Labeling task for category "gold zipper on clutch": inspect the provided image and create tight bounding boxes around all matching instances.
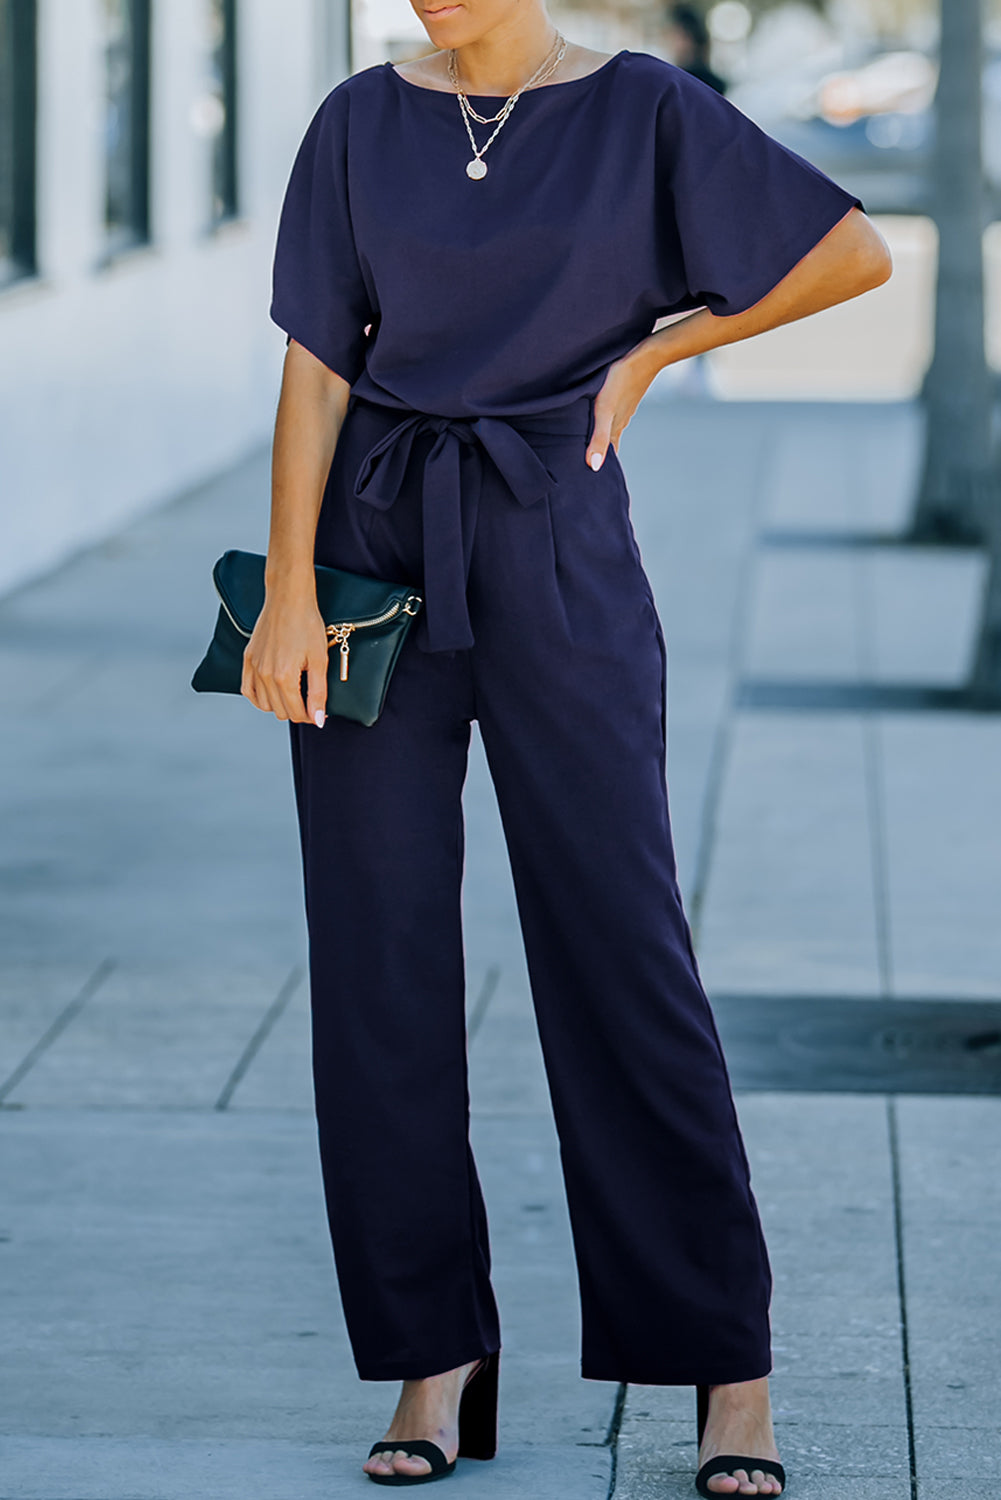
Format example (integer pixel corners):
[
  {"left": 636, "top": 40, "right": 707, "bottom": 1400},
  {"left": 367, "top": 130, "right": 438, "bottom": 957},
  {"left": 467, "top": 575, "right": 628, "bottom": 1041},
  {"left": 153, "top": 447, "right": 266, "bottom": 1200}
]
[
  {"left": 217, "top": 591, "right": 422, "bottom": 683},
  {"left": 326, "top": 596, "right": 422, "bottom": 680}
]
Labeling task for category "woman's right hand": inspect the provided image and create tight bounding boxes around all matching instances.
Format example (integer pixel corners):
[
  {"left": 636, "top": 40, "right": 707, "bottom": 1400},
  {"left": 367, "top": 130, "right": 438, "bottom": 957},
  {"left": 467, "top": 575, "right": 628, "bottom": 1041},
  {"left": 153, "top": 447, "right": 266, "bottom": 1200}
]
[{"left": 241, "top": 590, "right": 330, "bottom": 727}]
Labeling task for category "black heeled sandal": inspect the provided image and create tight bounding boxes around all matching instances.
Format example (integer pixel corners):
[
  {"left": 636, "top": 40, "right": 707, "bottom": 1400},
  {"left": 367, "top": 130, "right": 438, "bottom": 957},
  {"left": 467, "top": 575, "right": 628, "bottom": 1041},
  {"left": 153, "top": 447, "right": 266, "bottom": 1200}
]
[
  {"left": 365, "top": 1349, "right": 500, "bottom": 1486},
  {"left": 694, "top": 1382, "right": 787, "bottom": 1497}
]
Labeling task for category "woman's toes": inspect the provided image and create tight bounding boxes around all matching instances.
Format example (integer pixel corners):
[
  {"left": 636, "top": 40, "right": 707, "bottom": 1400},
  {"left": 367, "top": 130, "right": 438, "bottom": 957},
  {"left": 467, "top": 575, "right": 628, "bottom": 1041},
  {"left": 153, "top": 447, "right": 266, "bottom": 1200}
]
[
  {"left": 715, "top": 1469, "right": 755, "bottom": 1495},
  {"left": 732, "top": 1472, "right": 781, "bottom": 1496},
  {"left": 363, "top": 1447, "right": 432, "bottom": 1478},
  {"left": 392, "top": 1450, "right": 433, "bottom": 1476},
  {"left": 705, "top": 1463, "right": 783, "bottom": 1495}
]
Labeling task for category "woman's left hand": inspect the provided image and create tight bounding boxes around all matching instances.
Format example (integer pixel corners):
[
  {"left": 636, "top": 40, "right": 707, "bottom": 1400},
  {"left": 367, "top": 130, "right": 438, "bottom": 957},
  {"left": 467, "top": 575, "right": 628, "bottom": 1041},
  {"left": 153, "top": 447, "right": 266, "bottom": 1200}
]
[{"left": 586, "top": 350, "right": 657, "bottom": 471}]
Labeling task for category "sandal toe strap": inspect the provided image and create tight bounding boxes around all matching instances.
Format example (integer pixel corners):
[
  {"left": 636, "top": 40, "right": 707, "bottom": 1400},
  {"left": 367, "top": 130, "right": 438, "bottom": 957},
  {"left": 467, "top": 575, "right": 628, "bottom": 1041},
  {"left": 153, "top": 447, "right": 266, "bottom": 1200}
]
[
  {"left": 367, "top": 1439, "right": 453, "bottom": 1473},
  {"left": 696, "top": 1453, "right": 786, "bottom": 1494}
]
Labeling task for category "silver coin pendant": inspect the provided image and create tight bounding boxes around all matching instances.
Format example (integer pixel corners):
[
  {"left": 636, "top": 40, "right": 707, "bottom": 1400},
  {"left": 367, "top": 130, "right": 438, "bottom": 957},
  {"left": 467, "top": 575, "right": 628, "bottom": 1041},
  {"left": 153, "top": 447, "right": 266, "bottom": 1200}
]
[{"left": 466, "top": 157, "right": 487, "bottom": 180}]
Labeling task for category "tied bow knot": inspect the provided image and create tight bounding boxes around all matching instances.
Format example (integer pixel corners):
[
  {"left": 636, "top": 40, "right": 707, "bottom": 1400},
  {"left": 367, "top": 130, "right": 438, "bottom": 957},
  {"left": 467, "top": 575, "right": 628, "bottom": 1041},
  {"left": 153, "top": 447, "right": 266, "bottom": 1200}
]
[{"left": 352, "top": 407, "right": 562, "bottom": 654}]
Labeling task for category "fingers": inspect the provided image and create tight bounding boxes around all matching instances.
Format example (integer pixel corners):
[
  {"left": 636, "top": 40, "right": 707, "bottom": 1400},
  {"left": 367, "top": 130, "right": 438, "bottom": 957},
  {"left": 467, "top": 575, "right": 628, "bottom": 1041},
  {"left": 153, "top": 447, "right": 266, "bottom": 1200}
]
[
  {"left": 240, "top": 661, "right": 272, "bottom": 715},
  {"left": 242, "top": 669, "right": 283, "bottom": 719},
  {"left": 273, "top": 667, "right": 312, "bottom": 724},
  {"left": 241, "top": 662, "right": 314, "bottom": 724},
  {"left": 586, "top": 407, "right": 613, "bottom": 471},
  {"left": 586, "top": 404, "right": 623, "bottom": 471},
  {"left": 240, "top": 606, "right": 330, "bottom": 725},
  {"left": 305, "top": 654, "right": 328, "bottom": 729}
]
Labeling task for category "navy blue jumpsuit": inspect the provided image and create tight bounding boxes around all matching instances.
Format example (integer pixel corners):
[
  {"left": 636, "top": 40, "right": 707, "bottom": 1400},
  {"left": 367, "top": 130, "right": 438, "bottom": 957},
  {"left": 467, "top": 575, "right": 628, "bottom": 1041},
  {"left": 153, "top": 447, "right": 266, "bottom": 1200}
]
[{"left": 269, "top": 50, "right": 864, "bottom": 1385}]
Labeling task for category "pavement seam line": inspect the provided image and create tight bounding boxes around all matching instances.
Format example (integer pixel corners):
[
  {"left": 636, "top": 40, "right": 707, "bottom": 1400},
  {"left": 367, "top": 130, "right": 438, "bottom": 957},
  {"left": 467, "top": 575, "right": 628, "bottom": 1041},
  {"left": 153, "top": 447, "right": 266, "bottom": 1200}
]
[
  {"left": 886, "top": 1095, "right": 919, "bottom": 1500},
  {"left": 214, "top": 964, "right": 305, "bottom": 1112},
  {"left": 0, "top": 957, "right": 116, "bottom": 1105},
  {"left": 603, "top": 1381, "right": 628, "bottom": 1498}
]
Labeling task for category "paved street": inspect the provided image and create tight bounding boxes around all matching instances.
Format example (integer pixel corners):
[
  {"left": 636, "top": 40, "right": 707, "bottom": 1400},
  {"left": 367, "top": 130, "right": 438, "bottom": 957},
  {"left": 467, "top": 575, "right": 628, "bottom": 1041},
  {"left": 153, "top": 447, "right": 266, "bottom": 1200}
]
[{"left": 1, "top": 391, "right": 999, "bottom": 1498}]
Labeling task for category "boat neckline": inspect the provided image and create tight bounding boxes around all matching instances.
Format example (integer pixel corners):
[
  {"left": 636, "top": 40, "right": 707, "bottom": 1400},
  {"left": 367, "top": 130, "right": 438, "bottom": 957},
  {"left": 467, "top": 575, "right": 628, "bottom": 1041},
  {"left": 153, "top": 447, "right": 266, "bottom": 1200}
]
[{"left": 385, "top": 49, "right": 628, "bottom": 99}]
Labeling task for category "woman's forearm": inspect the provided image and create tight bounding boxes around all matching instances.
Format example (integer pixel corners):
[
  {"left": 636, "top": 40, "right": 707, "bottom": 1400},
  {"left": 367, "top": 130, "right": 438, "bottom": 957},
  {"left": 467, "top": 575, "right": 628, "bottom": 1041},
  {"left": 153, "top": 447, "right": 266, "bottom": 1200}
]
[
  {"left": 584, "top": 207, "right": 892, "bottom": 465},
  {"left": 629, "top": 205, "right": 892, "bottom": 379},
  {"left": 265, "top": 340, "right": 353, "bottom": 599},
  {"left": 243, "top": 341, "right": 353, "bottom": 725}
]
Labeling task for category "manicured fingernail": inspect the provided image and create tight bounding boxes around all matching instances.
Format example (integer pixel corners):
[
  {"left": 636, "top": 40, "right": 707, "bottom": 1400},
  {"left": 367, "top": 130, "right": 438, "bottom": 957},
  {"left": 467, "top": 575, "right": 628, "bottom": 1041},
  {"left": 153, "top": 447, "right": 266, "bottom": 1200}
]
[
  {"left": 589, "top": 451, "right": 604, "bottom": 471},
  {"left": 314, "top": 710, "right": 325, "bottom": 728}
]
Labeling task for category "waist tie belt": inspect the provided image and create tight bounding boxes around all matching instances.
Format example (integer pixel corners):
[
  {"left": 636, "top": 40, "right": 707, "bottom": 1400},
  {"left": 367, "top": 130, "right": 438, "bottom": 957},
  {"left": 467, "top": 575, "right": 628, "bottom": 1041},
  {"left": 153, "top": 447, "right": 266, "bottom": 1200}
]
[{"left": 350, "top": 393, "right": 593, "bottom": 654}]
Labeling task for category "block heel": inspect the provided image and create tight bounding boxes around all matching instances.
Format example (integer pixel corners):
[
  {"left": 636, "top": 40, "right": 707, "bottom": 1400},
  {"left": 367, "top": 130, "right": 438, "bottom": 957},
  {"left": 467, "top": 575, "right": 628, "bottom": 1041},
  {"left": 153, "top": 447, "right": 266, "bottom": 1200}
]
[{"left": 458, "top": 1348, "right": 499, "bottom": 1460}]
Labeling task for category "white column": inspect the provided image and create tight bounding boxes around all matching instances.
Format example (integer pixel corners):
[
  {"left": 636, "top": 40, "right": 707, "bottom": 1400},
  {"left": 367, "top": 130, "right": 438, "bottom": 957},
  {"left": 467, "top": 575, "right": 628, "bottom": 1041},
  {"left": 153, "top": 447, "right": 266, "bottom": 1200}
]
[{"left": 36, "top": 0, "right": 105, "bottom": 285}]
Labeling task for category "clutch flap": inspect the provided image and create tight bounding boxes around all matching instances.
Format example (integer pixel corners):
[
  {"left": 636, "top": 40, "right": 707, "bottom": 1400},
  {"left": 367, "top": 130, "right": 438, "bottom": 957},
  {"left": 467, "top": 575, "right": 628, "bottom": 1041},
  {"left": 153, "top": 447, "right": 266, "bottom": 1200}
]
[
  {"left": 313, "top": 566, "right": 418, "bottom": 628},
  {"left": 212, "top": 549, "right": 265, "bottom": 637},
  {"left": 212, "top": 548, "right": 422, "bottom": 636}
]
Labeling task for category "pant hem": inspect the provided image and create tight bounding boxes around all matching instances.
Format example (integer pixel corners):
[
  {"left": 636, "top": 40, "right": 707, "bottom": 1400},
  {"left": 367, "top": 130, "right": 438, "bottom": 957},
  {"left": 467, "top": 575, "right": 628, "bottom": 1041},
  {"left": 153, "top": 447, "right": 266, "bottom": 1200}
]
[
  {"left": 580, "top": 1361, "right": 773, "bottom": 1386},
  {"left": 356, "top": 1341, "right": 502, "bottom": 1382}
]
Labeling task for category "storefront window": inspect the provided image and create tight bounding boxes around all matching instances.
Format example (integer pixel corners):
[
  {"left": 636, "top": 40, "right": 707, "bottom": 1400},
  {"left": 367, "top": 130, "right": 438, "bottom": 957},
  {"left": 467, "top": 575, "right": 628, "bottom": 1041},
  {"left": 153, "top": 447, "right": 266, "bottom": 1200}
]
[
  {"left": 103, "top": 0, "right": 150, "bottom": 257},
  {"left": 0, "top": 0, "right": 37, "bottom": 289}
]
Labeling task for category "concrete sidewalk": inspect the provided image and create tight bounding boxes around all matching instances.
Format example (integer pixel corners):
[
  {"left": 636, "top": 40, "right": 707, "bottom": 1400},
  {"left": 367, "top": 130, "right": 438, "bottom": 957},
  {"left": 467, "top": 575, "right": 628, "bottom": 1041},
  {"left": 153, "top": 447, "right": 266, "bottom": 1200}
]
[{"left": 1, "top": 392, "right": 998, "bottom": 1499}]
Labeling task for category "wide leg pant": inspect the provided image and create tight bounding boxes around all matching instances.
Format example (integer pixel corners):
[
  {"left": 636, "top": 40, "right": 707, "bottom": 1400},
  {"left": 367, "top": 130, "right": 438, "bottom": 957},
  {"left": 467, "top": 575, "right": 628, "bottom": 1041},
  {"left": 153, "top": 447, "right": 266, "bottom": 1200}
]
[{"left": 289, "top": 392, "right": 774, "bottom": 1384}]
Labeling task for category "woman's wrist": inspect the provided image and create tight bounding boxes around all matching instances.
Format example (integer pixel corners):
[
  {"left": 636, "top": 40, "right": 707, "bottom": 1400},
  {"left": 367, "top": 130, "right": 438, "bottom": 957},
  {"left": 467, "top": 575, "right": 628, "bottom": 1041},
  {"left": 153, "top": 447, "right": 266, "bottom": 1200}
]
[
  {"left": 623, "top": 338, "right": 668, "bottom": 384},
  {"left": 263, "top": 554, "right": 318, "bottom": 602},
  {"left": 629, "top": 311, "right": 717, "bottom": 377}
]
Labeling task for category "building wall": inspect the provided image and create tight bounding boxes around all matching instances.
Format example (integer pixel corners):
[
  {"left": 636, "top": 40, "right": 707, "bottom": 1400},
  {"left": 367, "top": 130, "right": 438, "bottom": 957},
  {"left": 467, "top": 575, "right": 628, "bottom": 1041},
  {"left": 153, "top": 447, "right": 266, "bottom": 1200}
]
[{"left": 0, "top": 0, "right": 351, "bottom": 597}]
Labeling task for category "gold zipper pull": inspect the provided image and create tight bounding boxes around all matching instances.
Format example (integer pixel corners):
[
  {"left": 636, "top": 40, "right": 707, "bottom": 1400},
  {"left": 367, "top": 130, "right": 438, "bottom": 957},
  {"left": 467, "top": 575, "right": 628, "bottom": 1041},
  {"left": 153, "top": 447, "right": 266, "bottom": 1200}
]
[{"left": 327, "top": 622, "right": 356, "bottom": 680}]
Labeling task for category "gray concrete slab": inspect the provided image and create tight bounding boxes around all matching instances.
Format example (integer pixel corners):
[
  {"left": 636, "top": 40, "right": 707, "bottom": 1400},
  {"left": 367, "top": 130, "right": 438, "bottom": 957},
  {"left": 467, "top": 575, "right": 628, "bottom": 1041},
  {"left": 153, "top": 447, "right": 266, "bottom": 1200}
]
[
  {"left": 865, "top": 549, "right": 987, "bottom": 684},
  {"left": 614, "top": 1094, "right": 913, "bottom": 1495},
  {"left": 880, "top": 718, "right": 1001, "bottom": 998},
  {"left": 223, "top": 972, "right": 314, "bottom": 1112},
  {"left": 0, "top": 1438, "right": 611, "bottom": 1500},
  {"left": 0, "top": 1107, "right": 610, "bottom": 1456},
  {"left": 760, "top": 401, "right": 920, "bottom": 534},
  {"left": 611, "top": 1091, "right": 913, "bottom": 1496},
  {"left": 0, "top": 1110, "right": 349, "bottom": 1441},
  {"left": 914, "top": 1426, "right": 1001, "bottom": 1482},
  {"left": 620, "top": 1403, "right": 910, "bottom": 1481},
  {"left": 746, "top": 548, "right": 984, "bottom": 685},
  {"left": 468, "top": 990, "right": 553, "bottom": 1116},
  {"left": 0, "top": 962, "right": 108, "bottom": 1096},
  {"left": 5, "top": 963, "right": 299, "bottom": 1109},
  {"left": 697, "top": 715, "right": 883, "bottom": 995},
  {"left": 0, "top": 450, "right": 306, "bottom": 970},
  {"left": 895, "top": 1097, "right": 1001, "bottom": 1454},
  {"left": 618, "top": 399, "right": 767, "bottom": 885},
  {"left": 747, "top": 551, "right": 862, "bottom": 680},
  {"left": 735, "top": 1096, "right": 906, "bottom": 1423}
]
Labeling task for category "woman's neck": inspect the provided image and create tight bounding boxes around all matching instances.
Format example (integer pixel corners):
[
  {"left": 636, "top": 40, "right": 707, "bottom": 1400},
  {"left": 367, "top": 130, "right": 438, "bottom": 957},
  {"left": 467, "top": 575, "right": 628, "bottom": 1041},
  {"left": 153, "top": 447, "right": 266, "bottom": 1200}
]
[{"left": 422, "top": 22, "right": 564, "bottom": 96}]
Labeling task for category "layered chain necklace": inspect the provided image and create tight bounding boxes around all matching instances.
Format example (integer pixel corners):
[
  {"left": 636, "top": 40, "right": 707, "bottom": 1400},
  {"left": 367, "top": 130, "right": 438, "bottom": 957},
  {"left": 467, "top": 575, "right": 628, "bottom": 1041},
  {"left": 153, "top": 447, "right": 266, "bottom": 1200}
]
[{"left": 447, "top": 32, "right": 568, "bottom": 180}]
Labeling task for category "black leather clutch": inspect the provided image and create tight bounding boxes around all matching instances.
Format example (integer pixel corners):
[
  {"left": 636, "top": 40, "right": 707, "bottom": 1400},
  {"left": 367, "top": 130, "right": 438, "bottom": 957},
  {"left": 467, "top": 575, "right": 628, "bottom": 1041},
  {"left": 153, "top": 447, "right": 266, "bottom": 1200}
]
[{"left": 191, "top": 549, "right": 424, "bottom": 727}]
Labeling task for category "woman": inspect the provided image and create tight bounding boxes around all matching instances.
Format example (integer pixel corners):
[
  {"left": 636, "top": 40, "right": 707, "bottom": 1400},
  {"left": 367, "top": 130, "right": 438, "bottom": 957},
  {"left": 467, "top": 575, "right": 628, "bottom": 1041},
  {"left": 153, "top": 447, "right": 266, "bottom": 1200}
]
[{"left": 244, "top": 5, "right": 891, "bottom": 1494}]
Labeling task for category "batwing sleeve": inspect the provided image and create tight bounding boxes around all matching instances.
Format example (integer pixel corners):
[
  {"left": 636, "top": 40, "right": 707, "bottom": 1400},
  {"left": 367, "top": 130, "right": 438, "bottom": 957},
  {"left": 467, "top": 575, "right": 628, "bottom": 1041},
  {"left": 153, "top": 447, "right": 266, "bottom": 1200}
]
[
  {"left": 269, "top": 86, "right": 374, "bottom": 385},
  {"left": 655, "top": 68, "right": 866, "bottom": 319}
]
